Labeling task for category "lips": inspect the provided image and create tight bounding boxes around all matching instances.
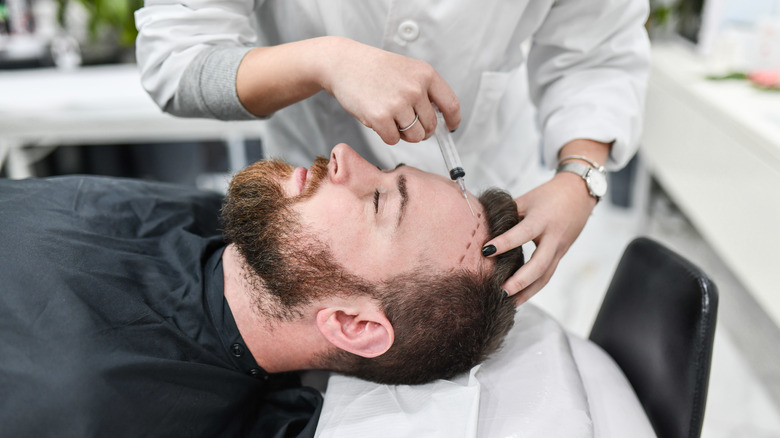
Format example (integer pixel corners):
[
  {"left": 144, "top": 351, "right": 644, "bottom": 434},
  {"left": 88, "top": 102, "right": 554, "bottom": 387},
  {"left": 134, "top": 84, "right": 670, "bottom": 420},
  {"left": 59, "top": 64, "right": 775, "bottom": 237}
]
[{"left": 294, "top": 167, "right": 308, "bottom": 194}]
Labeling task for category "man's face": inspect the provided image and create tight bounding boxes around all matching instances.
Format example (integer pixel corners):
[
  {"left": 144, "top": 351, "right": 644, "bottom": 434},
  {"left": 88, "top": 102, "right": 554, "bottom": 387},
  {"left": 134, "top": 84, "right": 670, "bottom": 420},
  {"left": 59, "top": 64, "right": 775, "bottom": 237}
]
[
  {"left": 278, "top": 143, "right": 490, "bottom": 282},
  {"left": 224, "top": 146, "right": 520, "bottom": 383}
]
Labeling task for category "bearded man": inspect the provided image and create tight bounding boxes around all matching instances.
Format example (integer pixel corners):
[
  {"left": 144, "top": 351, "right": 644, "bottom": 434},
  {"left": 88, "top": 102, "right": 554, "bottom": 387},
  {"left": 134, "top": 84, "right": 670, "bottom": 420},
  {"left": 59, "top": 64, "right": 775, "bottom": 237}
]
[{"left": 0, "top": 143, "right": 523, "bottom": 437}]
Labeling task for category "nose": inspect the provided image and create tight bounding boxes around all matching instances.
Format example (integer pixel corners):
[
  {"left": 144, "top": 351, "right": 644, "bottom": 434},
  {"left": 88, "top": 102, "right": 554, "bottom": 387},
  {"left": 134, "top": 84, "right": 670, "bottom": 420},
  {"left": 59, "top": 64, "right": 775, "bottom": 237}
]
[{"left": 328, "top": 143, "right": 380, "bottom": 186}]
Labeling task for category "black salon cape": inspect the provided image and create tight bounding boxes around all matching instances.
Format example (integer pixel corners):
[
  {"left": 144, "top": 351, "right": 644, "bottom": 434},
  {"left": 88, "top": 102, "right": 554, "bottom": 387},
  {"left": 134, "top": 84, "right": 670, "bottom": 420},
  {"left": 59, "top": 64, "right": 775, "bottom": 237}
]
[{"left": 0, "top": 176, "right": 321, "bottom": 438}]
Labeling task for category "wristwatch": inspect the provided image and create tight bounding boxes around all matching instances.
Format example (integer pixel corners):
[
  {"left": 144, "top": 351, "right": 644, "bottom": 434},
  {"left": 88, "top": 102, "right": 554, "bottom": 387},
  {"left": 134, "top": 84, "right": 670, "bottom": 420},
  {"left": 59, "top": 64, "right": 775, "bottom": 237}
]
[{"left": 556, "top": 161, "right": 608, "bottom": 201}]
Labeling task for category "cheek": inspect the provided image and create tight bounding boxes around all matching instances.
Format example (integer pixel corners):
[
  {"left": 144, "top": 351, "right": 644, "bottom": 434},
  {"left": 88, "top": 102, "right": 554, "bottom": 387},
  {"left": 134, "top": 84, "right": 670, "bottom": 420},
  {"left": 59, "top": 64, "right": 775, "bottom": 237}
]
[
  {"left": 324, "top": 231, "right": 392, "bottom": 282},
  {"left": 295, "top": 199, "right": 386, "bottom": 276}
]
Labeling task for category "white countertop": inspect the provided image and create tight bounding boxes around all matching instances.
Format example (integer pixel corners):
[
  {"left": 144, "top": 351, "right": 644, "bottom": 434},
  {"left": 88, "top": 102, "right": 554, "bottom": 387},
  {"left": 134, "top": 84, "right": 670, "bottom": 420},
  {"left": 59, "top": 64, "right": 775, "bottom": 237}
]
[
  {"left": 0, "top": 64, "right": 264, "bottom": 146},
  {"left": 641, "top": 43, "right": 780, "bottom": 326}
]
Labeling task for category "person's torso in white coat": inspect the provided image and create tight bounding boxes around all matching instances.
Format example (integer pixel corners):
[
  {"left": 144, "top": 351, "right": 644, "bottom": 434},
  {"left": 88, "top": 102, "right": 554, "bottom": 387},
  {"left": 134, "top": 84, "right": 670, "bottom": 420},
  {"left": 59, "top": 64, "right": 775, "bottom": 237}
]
[
  {"left": 136, "top": 0, "right": 650, "bottom": 197},
  {"left": 255, "top": 0, "right": 548, "bottom": 196}
]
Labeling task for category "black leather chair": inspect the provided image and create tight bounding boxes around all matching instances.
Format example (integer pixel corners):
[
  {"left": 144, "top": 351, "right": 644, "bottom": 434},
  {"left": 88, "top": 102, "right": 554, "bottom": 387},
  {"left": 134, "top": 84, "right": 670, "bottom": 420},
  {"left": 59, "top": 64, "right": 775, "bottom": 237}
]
[{"left": 590, "top": 237, "right": 718, "bottom": 438}]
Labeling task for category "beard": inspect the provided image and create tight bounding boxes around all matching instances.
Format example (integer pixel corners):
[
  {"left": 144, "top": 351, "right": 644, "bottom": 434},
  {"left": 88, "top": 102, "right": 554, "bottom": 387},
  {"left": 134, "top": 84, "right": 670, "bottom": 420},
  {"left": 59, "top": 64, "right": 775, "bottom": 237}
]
[{"left": 221, "top": 157, "right": 369, "bottom": 321}]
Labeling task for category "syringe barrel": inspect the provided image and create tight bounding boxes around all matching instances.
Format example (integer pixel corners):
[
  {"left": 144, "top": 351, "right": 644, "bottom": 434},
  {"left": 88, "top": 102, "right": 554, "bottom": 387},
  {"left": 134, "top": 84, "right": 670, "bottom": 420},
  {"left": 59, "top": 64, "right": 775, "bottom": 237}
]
[{"left": 434, "top": 110, "right": 465, "bottom": 181}]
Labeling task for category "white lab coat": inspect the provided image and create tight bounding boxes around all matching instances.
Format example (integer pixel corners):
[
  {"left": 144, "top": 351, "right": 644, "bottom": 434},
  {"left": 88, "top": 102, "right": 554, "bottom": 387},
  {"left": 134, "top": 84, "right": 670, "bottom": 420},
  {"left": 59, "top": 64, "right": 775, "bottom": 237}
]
[{"left": 136, "top": 0, "right": 650, "bottom": 196}]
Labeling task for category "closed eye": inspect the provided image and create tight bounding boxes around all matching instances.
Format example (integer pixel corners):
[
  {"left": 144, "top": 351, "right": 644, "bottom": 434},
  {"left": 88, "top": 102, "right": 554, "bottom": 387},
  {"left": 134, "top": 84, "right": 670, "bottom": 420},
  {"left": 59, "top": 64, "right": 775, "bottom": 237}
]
[{"left": 373, "top": 189, "right": 380, "bottom": 213}]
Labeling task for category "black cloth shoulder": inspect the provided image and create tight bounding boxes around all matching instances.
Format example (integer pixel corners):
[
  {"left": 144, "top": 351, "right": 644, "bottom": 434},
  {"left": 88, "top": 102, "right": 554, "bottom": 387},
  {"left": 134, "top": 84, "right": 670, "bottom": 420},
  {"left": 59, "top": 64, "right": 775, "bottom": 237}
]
[{"left": 0, "top": 176, "right": 321, "bottom": 438}]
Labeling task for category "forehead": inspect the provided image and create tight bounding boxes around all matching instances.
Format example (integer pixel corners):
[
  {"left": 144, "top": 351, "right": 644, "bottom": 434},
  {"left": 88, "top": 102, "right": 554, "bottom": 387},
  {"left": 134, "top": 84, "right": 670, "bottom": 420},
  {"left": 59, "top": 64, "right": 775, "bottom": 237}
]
[{"left": 400, "top": 167, "right": 490, "bottom": 273}]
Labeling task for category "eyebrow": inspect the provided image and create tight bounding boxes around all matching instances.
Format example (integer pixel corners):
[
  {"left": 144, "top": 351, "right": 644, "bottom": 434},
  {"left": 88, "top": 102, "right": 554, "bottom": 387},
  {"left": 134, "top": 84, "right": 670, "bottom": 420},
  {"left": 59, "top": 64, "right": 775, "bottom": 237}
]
[
  {"left": 393, "top": 164, "right": 408, "bottom": 229},
  {"left": 396, "top": 174, "right": 408, "bottom": 229}
]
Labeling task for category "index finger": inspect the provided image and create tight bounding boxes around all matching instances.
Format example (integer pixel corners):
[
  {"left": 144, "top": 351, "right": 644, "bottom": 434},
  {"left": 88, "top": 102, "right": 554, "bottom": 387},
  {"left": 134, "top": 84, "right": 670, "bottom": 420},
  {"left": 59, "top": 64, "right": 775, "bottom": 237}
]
[
  {"left": 428, "top": 74, "right": 461, "bottom": 132},
  {"left": 482, "top": 216, "right": 542, "bottom": 258}
]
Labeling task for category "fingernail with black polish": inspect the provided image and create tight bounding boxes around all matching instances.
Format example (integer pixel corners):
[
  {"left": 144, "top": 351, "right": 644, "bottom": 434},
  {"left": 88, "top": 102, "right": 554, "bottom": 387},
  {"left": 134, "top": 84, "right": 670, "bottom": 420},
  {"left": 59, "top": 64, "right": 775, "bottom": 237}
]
[
  {"left": 450, "top": 128, "right": 457, "bottom": 133},
  {"left": 481, "top": 245, "right": 496, "bottom": 257},
  {"left": 501, "top": 290, "right": 509, "bottom": 299}
]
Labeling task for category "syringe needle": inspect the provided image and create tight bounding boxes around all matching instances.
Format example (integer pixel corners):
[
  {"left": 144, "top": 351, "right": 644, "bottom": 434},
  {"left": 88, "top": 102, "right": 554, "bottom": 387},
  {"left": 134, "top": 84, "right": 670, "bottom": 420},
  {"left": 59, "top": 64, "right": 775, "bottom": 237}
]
[
  {"left": 465, "top": 194, "right": 476, "bottom": 218},
  {"left": 456, "top": 178, "right": 476, "bottom": 218}
]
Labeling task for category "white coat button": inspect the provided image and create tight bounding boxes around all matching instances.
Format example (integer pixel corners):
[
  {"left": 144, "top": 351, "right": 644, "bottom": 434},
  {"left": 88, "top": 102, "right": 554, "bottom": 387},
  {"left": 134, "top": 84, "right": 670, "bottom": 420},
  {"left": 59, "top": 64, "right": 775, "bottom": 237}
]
[{"left": 398, "top": 20, "right": 420, "bottom": 42}]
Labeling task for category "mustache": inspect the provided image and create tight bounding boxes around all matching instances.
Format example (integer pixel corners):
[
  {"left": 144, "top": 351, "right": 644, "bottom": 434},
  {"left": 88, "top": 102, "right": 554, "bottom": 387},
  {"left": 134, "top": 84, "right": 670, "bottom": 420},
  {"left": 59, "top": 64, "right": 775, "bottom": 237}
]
[{"left": 297, "top": 156, "right": 330, "bottom": 199}]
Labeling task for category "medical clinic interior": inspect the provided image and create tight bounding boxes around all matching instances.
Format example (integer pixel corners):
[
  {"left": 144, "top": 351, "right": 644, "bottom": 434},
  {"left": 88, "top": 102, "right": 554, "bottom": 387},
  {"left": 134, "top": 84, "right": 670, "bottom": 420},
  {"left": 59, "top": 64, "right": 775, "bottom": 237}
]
[{"left": 1, "top": 0, "right": 779, "bottom": 437}]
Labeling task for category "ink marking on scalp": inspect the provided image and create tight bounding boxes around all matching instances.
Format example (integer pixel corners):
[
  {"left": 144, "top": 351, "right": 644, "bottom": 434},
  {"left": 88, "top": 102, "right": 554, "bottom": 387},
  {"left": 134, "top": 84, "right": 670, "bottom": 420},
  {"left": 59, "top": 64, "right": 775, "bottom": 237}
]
[
  {"left": 466, "top": 242, "right": 472, "bottom": 250},
  {"left": 471, "top": 229, "right": 476, "bottom": 237},
  {"left": 458, "top": 254, "right": 465, "bottom": 264}
]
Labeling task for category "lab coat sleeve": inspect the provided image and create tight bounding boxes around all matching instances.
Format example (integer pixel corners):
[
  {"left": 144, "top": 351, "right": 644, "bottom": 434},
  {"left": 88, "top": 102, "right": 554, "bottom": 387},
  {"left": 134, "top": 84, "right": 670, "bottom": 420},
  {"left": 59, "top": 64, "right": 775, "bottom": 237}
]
[
  {"left": 527, "top": 0, "right": 650, "bottom": 170},
  {"left": 134, "top": 0, "right": 261, "bottom": 120}
]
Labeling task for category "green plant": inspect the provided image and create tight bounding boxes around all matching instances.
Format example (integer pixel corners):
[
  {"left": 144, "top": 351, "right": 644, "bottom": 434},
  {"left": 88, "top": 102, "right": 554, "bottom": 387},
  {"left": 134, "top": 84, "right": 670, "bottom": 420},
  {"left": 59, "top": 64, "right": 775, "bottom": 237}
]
[
  {"left": 646, "top": 1, "right": 679, "bottom": 31},
  {"left": 57, "top": 0, "right": 143, "bottom": 47}
]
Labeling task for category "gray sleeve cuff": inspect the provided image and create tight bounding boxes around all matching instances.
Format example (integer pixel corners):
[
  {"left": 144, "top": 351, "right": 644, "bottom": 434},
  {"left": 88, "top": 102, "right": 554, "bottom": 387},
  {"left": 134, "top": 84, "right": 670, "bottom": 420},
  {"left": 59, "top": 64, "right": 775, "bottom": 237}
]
[{"left": 167, "top": 46, "right": 262, "bottom": 121}]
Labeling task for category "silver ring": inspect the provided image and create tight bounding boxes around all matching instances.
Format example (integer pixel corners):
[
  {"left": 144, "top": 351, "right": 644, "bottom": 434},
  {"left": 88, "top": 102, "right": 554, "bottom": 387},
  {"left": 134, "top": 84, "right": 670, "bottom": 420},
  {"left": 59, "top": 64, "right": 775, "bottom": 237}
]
[{"left": 397, "top": 114, "right": 419, "bottom": 132}]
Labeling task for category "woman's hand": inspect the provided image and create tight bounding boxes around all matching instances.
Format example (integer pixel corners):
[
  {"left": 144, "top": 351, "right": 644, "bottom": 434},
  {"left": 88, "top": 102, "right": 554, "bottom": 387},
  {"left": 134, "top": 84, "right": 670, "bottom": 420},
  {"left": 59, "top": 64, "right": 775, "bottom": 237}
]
[
  {"left": 317, "top": 37, "right": 461, "bottom": 145},
  {"left": 483, "top": 172, "right": 597, "bottom": 304},
  {"left": 237, "top": 37, "right": 460, "bottom": 144},
  {"left": 481, "top": 139, "right": 610, "bottom": 305}
]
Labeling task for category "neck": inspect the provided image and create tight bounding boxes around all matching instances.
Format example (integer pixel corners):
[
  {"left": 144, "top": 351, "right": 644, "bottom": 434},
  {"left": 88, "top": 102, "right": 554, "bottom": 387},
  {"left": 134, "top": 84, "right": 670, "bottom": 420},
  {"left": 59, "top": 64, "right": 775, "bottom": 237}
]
[{"left": 222, "top": 244, "right": 326, "bottom": 373}]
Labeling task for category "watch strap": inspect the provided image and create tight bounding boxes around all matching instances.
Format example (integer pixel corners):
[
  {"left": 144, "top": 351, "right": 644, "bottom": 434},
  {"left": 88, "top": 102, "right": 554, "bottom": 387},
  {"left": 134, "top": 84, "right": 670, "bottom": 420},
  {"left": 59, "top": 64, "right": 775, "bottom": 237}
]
[
  {"left": 557, "top": 161, "right": 590, "bottom": 178},
  {"left": 556, "top": 161, "right": 606, "bottom": 201}
]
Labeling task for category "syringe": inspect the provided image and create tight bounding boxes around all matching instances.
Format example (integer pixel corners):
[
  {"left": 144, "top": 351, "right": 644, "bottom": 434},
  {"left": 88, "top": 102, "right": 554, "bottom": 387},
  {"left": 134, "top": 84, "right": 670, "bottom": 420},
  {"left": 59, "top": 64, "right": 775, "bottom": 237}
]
[{"left": 433, "top": 109, "right": 476, "bottom": 218}]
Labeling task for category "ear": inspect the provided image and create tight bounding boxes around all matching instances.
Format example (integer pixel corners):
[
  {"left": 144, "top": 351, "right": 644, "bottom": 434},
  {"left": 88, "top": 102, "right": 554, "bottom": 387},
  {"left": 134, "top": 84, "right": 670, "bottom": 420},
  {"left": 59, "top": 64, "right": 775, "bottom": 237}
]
[{"left": 316, "top": 300, "right": 394, "bottom": 358}]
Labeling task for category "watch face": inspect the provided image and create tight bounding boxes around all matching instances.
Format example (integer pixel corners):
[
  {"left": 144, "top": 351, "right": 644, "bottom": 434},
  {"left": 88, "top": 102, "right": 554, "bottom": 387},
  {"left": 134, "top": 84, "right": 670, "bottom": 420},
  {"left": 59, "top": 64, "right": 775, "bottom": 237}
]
[{"left": 586, "top": 170, "right": 608, "bottom": 198}]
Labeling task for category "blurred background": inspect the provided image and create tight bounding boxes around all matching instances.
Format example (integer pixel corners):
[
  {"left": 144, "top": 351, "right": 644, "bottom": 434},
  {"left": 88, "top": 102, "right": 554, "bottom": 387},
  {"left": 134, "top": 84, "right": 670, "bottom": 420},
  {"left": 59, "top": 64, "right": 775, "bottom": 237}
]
[
  {"left": 0, "top": 0, "right": 264, "bottom": 189},
  {"left": 1, "top": 0, "right": 779, "bottom": 436}
]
